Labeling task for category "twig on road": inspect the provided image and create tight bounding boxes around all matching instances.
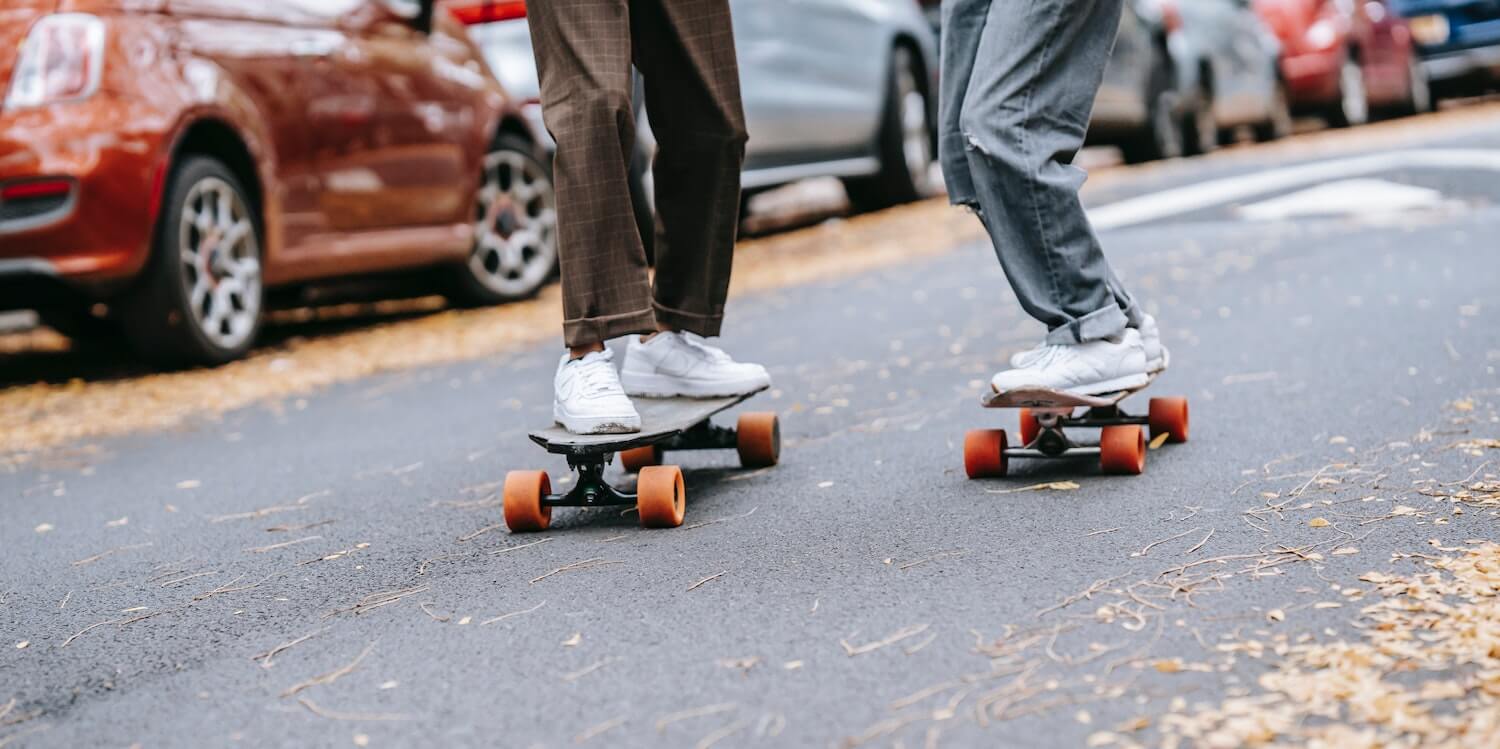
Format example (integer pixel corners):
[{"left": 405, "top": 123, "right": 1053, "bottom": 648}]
[
  {"left": 656, "top": 703, "right": 737, "bottom": 734},
  {"left": 456, "top": 524, "right": 502, "bottom": 543},
  {"left": 245, "top": 536, "right": 321, "bottom": 554},
  {"left": 682, "top": 507, "right": 759, "bottom": 531},
  {"left": 281, "top": 642, "right": 376, "bottom": 697},
  {"left": 562, "top": 657, "right": 618, "bottom": 682},
  {"left": 252, "top": 628, "right": 325, "bottom": 669},
  {"left": 71, "top": 542, "right": 153, "bottom": 567},
  {"left": 418, "top": 602, "right": 451, "bottom": 622},
  {"left": 531, "top": 558, "right": 622, "bottom": 584},
  {"left": 325, "top": 585, "right": 429, "bottom": 618},
  {"left": 575, "top": 717, "right": 626, "bottom": 743},
  {"left": 686, "top": 572, "right": 727, "bottom": 591},
  {"left": 1130, "top": 527, "right": 1202, "bottom": 558},
  {"left": 481, "top": 600, "right": 546, "bottom": 626},
  {"left": 840, "top": 623, "right": 930, "bottom": 656},
  {"left": 695, "top": 719, "right": 750, "bottom": 749},
  {"left": 1185, "top": 528, "right": 1216, "bottom": 555},
  {"left": 488, "top": 538, "right": 552, "bottom": 556}
]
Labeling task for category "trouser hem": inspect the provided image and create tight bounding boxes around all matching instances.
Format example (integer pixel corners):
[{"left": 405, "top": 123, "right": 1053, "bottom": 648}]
[
  {"left": 652, "top": 300, "right": 723, "bottom": 338},
  {"left": 563, "top": 308, "right": 657, "bottom": 348},
  {"left": 1045, "top": 304, "right": 1129, "bottom": 345}
]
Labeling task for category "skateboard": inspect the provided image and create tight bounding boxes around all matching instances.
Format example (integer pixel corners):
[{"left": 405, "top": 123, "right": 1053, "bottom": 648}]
[
  {"left": 503, "top": 387, "right": 779, "bottom": 532},
  {"left": 963, "top": 373, "right": 1188, "bottom": 478}
]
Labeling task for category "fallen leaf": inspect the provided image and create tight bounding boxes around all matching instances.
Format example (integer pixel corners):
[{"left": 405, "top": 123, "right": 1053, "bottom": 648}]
[
  {"left": 1153, "top": 658, "right": 1183, "bottom": 673},
  {"left": 1329, "top": 436, "right": 1348, "bottom": 444},
  {"left": 176, "top": 479, "right": 201, "bottom": 489},
  {"left": 1309, "top": 518, "right": 1330, "bottom": 528},
  {"left": 1267, "top": 609, "right": 1285, "bottom": 623},
  {"left": 105, "top": 516, "right": 128, "bottom": 527},
  {"left": 16, "top": 641, "right": 29, "bottom": 649},
  {"left": 817, "top": 481, "right": 834, "bottom": 489},
  {"left": 34, "top": 523, "right": 53, "bottom": 533},
  {"left": 784, "top": 660, "right": 804, "bottom": 670},
  {"left": 1332, "top": 547, "right": 1359, "bottom": 556},
  {"left": 457, "top": 616, "right": 471, "bottom": 625},
  {"left": 562, "top": 632, "right": 581, "bottom": 648},
  {"left": 1392, "top": 505, "right": 1419, "bottom": 516}
]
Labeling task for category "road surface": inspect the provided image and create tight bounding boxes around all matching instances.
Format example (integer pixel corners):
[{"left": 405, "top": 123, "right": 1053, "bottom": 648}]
[{"left": 4, "top": 112, "right": 1500, "bottom": 748}]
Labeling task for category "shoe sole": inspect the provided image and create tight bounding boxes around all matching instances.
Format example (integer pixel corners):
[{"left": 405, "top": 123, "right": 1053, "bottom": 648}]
[
  {"left": 1067, "top": 372, "right": 1151, "bottom": 396},
  {"left": 621, "top": 371, "right": 771, "bottom": 399},
  {"left": 554, "top": 406, "right": 641, "bottom": 435}
]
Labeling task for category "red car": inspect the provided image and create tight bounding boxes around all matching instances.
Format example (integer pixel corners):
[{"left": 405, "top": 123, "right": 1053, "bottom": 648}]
[
  {"left": 1, "top": 0, "right": 556, "bottom": 366},
  {"left": 1253, "top": 0, "right": 1431, "bottom": 126}
]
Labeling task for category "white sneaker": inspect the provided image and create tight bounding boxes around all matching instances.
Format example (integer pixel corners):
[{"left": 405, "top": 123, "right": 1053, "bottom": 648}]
[
  {"left": 553, "top": 349, "right": 641, "bottom": 435},
  {"left": 1137, "top": 314, "right": 1169, "bottom": 373},
  {"left": 992, "top": 329, "right": 1150, "bottom": 396},
  {"left": 620, "top": 331, "right": 771, "bottom": 398},
  {"left": 1010, "top": 314, "right": 1169, "bottom": 373}
]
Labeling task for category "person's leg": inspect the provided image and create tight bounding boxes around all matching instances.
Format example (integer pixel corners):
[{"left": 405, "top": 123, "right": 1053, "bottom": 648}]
[
  {"left": 956, "top": 0, "right": 1142, "bottom": 345},
  {"left": 937, "top": 0, "right": 989, "bottom": 209},
  {"left": 526, "top": 0, "right": 656, "bottom": 353},
  {"left": 629, "top": 0, "right": 748, "bottom": 337},
  {"left": 528, "top": 0, "right": 644, "bottom": 433}
]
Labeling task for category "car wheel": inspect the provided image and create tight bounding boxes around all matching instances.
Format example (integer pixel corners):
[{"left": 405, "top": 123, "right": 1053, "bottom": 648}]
[
  {"left": 1181, "top": 83, "right": 1218, "bottom": 156},
  {"left": 1120, "top": 61, "right": 1182, "bottom": 164},
  {"left": 447, "top": 133, "right": 558, "bottom": 306},
  {"left": 1253, "top": 79, "right": 1294, "bottom": 142},
  {"left": 1404, "top": 53, "right": 1433, "bottom": 115},
  {"left": 843, "top": 46, "right": 934, "bottom": 212},
  {"left": 119, "top": 155, "right": 263, "bottom": 367},
  {"left": 1327, "top": 54, "right": 1369, "bottom": 127}
]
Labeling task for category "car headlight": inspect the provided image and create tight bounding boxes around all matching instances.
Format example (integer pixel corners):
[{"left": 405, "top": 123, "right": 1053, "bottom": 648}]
[
  {"left": 4, "top": 14, "right": 107, "bottom": 112},
  {"left": 1408, "top": 14, "right": 1450, "bottom": 47}
]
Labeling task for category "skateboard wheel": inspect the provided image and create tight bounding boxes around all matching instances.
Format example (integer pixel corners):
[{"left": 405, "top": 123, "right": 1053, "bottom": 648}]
[
  {"left": 636, "top": 465, "right": 686, "bottom": 528},
  {"left": 503, "top": 470, "right": 552, "bottom": 532},
  {"left": 1100, "top": 425, "right": 1145, "bottom": 475},
  {"left": 963, "top": 429, "right": 1007, "bottom": 479},
  {"left": 1148, "top": 397, "right": 1189, "bottom": 444},
  {"left": 736, "top": 412, "right": 781, "bottom": 468},
  {"left": 1017, "top": 408, "right": 1041, "bottom": 447},
  {"left": 620, "top": 445, "right": 662, "bottom": 473}
]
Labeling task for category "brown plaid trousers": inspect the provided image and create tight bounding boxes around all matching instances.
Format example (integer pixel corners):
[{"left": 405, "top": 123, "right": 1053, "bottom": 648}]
[{"left": 527, "top": 0, "right": 749, "bottom": 347}]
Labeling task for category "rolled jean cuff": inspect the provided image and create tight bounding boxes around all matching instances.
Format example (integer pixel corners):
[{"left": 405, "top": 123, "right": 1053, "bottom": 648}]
[
  {"left": 1045, "top": 304, "right": 1130, "bottom": 345},
  {"left": 563, "top": 307, "right": 657, "bottom": 348},
  {"left": 652, "top": 299, "right": 723, "bottom": 338}
]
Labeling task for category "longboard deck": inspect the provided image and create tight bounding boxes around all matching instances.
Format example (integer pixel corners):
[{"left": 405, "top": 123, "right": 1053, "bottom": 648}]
[
  {"left": 981, "top": 372, "right": 1158, "bottom": 410},
  {"left": 529, "top": 387, "right": 767, "bottom": 456}
]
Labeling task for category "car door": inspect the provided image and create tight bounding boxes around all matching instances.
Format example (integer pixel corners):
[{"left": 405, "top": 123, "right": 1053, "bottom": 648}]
[
  {"left": 1095, "top": 3, "right": 1154, "bottom": 128},
  {"left": 165, "top": 0, "right": 327, "bottom": 256},
  {"left": 303, "top": 0, "right": 472, "bottom": 233},
  {"left": 730, "top": 0, "right": 884, "bottom": 165}
]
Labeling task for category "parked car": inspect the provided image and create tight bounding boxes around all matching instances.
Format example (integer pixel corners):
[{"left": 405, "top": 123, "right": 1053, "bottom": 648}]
[
  {"left": 454, "top": 0, "right": 941, "bottom": 214},
  {"left": 1089, "top": 0, "right": 1290, "bottom": 162},
  {"left": 1254, "top": 0, "right": 1429, "bottom": 126},
  {"left": 1391, "top": 0, "right": 1500, "bottom": 95},
  {"left": 0, "top": 0, "right": 555, "bottom": 366}
]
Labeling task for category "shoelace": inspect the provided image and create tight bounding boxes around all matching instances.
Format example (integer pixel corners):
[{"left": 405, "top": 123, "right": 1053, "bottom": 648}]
[{"left": 572, "top": 352, "right": 622, "bottom": 397}]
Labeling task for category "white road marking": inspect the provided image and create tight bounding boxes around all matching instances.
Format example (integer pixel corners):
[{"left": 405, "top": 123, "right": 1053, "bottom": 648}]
[
  {"left": 1089, "top": 149, "right": 1500, "bottom": 230},
  {"left": 1235, "top": 178, "right": 1453, "bottom": 221}
]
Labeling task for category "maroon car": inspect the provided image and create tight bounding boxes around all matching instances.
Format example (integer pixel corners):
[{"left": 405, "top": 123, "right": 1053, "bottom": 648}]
[{"left": 1, "top": 0, "right": 557, "bottom": 366}]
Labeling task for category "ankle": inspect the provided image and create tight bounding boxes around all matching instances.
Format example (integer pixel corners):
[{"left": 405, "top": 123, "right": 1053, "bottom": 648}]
[
  {"left": 640, "top": 325, "right": 680, "bottom": 344},
  {"left": 569, "top": 342, "right": 606, "bottom": 360}
]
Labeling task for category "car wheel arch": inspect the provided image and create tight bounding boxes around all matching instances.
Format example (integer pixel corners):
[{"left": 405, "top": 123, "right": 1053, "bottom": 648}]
[
  {"left": 160, "top": 117, "right": 269, "bottom": 262},
  {"left": 889, "top": 33, "right": 936, "bottom": 151}
]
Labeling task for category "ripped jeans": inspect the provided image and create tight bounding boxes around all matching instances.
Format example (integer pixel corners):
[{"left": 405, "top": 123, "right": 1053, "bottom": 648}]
[{"left": 939, "top": 0, "right": 1143, "bottom": 345}]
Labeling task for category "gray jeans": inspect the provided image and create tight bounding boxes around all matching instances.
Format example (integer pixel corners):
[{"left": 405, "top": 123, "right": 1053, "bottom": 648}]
[{"left": 940, "top": 0, "right": 1143, "bottom": 344}]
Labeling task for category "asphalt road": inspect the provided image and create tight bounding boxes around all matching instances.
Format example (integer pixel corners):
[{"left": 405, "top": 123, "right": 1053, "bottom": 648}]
[{"left": 4, "top": 115, "right": 1500, "bottom": 748}]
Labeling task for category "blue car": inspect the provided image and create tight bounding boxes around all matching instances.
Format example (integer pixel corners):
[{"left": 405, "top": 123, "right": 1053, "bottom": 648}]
[{"left": 1393, "top": 0, "right": 1500, "bottom": 92}]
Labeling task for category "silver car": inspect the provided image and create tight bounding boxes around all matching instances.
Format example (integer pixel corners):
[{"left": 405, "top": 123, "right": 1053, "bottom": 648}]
[{"left": 459, "top": 0, "right": 940, "bottom": 215}]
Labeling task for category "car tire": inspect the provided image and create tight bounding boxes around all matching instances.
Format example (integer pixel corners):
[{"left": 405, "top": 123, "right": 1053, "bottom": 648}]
[
  {"left": 446, "top": 133, "right": 559, "bottom": 307},
  {"left": 1402, "top": 53, "right": 1434, "bottom": 116},
  {"left": 843, "top": 46, "right": 934, "bottom": 212},
  {"left": 1181, "top": 82, "right": 1218, "bottom": 156},
  {"left": 1253, "top": 79, "right": 1294, "bottom": 142},
  {"left": 1326, "top": 53, "right": 1370, "bottom": 128},
  {"left": 1119, "top": 59, "right": 1182, "bottom": 164},
  {"left": 119, "top": 155, "right": 263, "bottom": 367}
]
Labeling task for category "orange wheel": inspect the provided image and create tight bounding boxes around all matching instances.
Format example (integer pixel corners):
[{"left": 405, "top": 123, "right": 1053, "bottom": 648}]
[
  {"left": 620, "top": 445, "right": 662, "bottom": 472},
  {"left": 736, "top": 412, "right": 781, "bottom": 468},
  {"left": 963, "top": 429, "right": 1008, "bottom": 479},
  {"left": 1148, "top": 397, "right": 1189, "bottom": 443},
  {"left": 637, "top": 465, "right": 686, "bottom": 528},
  {"left": 1100, "top": 425, "right": 1146, "bottom": 475},
  {"left": 1017, "top": 408, "right": 1041, "bottom": 447},
  {"left": 502, "top": 470, "right": 552, "bottom": 532}
]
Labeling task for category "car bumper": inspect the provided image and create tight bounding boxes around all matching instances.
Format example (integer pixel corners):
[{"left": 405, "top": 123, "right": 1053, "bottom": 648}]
[
  {"left": 0, "top": 96, "right": 169, "bottom": 297},
  {"left": 1280, "top": 51, "right": 1343, "bottom": 105},
  {"left": 1418, "top": 44, "right": 1500, "bottom": 81}
]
